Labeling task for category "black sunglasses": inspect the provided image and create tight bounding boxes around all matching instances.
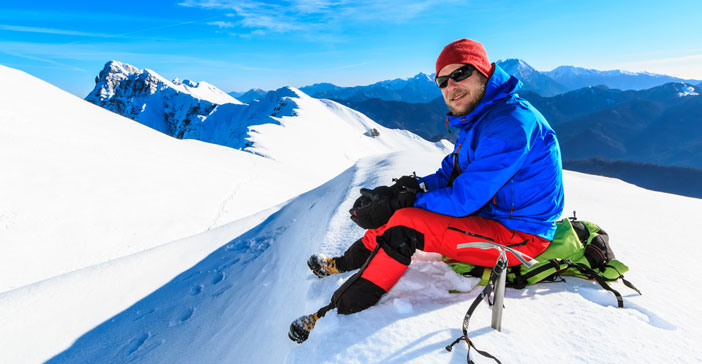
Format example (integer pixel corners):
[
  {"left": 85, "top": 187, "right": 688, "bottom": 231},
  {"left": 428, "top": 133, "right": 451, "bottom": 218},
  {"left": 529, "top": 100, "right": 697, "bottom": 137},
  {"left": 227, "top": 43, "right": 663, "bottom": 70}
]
[{"left": 435, "top": 64, "right": 475, "bottom": 88}]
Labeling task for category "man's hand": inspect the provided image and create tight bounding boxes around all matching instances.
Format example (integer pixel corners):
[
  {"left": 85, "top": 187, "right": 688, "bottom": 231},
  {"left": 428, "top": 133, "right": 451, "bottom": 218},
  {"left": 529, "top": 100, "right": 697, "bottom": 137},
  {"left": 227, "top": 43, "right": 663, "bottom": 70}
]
[
  {"left": 391, "top": 175, "right": 421, "bottom": 194},
  {"left": 348, "top": 176, "right": 420, "bottom": 229}
]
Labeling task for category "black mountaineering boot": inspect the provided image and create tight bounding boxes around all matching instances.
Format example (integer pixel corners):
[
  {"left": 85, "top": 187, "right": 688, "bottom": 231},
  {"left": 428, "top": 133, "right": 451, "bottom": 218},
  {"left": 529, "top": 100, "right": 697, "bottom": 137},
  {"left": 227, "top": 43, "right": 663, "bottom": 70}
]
[
  {"left": 288, "top": 313, "right": 319, "bottom": 343},
  {"left": 307, "top": 254, "right": 340, "bottom": 278}
]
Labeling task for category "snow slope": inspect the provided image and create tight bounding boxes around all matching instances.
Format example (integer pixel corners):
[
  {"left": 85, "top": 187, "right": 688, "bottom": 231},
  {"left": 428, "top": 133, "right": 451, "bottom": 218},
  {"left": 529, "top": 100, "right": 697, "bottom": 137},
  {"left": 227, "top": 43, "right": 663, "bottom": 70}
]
[
  {"left": 0, "top": 67, "right": 301, "bottom": 292},
  {"left": 19, "top": 156, "right": 701, "bottom": 364},
  {"left": 200, "top": 86, "right": 448, "bottom": 181},
  {"left": 0, "top": 64, "right": 448, "bottom": 363},
  {"left": 2, "top": 64, "right": 701, "bottom": 364}
]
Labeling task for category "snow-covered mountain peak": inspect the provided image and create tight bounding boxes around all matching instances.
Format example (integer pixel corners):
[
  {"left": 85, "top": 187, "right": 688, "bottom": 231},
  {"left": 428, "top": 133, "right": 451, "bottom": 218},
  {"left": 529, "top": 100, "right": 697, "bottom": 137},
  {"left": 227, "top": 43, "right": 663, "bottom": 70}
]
[
  {"left": 85, "top": 60, "right": 243, "bottom": 139},
  {"left": 675, "top": 83, "right": 699, "bottom": 97},
  {"left": 231, "top": 88, "right": 268, "bottom": 104},
  {"left": 376, "top": 72, "right": 435, "bottom": 91},
  {"left": 413, "top": 72, "right": 433, "bottom": 80},
  {"left": 547, "top": 65, "right": 583, "bottom": 77},
  {"left": 497, "top": 58, "right": 538, "bottom": 75},
  {"left": 89, "top": 60, "right": 241, "bottom": 106},
  {"left": 101, "top": 60, "right": 139, "bottom": 76}
]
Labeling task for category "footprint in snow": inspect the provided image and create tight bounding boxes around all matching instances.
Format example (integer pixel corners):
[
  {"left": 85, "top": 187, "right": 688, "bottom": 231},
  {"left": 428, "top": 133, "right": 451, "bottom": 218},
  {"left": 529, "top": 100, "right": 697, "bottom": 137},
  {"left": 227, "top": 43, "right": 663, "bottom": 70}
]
[
  {"left": 578, "top": 287, "right": 676, "bottom": 330},
  {"left": 169, "top": 308, "right": 195, "bottom": 327},
  {"left": 211, "top": 271, "right": 225, "bottom": 284},
  {"left": 125, "top": 333, "right": 149, "bottom": 356},
  {"left": 189, "top": 285, "right": 203, "bottom": 296}
]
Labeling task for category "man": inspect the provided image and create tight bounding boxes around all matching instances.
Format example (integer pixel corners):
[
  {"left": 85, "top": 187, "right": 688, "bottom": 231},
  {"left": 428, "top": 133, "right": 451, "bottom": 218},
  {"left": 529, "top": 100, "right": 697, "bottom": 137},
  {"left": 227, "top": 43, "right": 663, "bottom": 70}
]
[{"left": 289, "top": 38, "right": 564, "bottom": 343}]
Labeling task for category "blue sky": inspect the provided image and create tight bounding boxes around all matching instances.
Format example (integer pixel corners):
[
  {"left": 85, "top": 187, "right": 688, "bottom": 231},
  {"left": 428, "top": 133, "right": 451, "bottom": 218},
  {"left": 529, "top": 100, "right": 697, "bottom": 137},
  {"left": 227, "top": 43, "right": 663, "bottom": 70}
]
[{"left": 2, "top": 0, "right": 701, "bottom": 97}]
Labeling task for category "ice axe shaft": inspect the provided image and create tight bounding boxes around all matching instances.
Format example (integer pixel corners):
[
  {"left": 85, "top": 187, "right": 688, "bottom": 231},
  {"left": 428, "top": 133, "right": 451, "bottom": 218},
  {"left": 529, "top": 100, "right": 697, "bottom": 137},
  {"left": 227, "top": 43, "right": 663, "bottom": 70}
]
[{"left": 491, "top": 256, "right": 507, "bottom": 331}]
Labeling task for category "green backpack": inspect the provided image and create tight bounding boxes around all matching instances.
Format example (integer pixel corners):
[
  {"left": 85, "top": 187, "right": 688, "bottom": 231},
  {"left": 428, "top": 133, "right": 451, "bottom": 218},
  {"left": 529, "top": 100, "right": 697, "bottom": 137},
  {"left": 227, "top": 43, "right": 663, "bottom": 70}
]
[{"left": 444, "top": 215, "right": 641, "bottom": 307}]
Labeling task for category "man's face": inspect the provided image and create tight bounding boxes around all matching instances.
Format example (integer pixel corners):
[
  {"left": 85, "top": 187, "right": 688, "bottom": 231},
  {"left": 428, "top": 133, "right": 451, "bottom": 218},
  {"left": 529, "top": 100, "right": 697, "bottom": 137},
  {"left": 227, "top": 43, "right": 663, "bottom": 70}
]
[{"left": 438, "top": 63, "right": 487, "bottom": 116}]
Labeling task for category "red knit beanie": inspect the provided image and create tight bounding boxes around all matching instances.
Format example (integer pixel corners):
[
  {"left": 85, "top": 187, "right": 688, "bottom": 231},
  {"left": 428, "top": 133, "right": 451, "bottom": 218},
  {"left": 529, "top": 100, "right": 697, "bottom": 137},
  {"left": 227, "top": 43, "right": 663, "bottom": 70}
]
[{"left": 436, "top": 39, "right": 494, "bottom": 79}]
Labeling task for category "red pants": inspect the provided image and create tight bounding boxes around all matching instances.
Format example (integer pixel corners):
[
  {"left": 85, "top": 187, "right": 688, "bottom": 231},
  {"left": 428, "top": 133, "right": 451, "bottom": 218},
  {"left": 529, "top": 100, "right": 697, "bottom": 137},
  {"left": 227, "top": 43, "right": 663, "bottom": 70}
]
[{"left": 359, "top": 208, "right": 550, "bottom": 292}]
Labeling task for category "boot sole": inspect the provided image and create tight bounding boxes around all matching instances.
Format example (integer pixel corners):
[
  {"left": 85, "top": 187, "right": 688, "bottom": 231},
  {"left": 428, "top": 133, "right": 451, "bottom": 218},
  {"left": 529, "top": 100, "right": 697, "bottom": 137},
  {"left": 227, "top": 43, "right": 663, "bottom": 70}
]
[{"left": 307, "top": 257, "right": 328, "bottom": 278}]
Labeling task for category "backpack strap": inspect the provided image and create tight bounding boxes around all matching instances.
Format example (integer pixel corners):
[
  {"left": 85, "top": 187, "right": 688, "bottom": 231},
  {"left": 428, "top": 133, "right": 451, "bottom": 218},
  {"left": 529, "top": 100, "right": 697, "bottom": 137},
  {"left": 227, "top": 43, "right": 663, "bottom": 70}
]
[
  {"left": 507, "top": 259, "right": 642, "bottom": 308},
  {"left": 605, "top": 260, "right": 642, "bottom": 296},
  {"left": 508, "top": 259, "right": 566, "bottom": 288},
  {"left": 563, "top": 260, "right": 642, "bottom": 308},
  {"left": 568, "top": 261, "right": 625, "bottom": 308}
]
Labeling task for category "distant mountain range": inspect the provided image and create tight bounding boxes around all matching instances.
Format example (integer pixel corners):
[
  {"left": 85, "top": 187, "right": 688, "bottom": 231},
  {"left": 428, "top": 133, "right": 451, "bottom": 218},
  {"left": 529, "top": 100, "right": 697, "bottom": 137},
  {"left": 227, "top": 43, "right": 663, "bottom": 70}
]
[
  {"left": 299, "top": 73, "right": 440, "bottom": 103},
  {"left": 495, "top": 59, "right": 571, "bottom": 96},
  {"left": 564, "top": 159, "right": 702, "bottom": 198},
  {"left": 496, "top": 59, "right": 701, "bottom": 96},
  {"left": 329, "top": 79, "right": 702, "bottom": 171},
  {"left": 232, "top": 59, "right": 701, "bottom": 102},
  {"left": 229, "top": 74, "right": 440, "bottom": 105},
  {"left": 545, "top": 65, "right": 700, "bottom": 91},
  {"left": 229, "top": 88, "right": 267, "bottom": 104},
  {"left": 523, "top": 82, "right": 702, "bottom": 168}
]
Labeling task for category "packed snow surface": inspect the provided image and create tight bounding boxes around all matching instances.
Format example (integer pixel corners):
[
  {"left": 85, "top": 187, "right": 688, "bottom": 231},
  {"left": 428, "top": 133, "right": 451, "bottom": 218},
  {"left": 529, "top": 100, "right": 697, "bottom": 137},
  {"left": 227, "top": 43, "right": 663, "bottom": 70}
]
[
  {"left": 0, "top": 64, "right": 308, "bottom": 292},
  {"left": 1, "top": 64, "right": 701, "bottom": 364}
]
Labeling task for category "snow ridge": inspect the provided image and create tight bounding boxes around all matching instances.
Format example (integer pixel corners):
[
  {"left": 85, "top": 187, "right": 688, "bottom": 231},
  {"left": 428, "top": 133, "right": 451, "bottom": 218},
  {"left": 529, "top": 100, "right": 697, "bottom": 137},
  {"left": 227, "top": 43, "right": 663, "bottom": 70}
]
[{"left": 87, "top": 62, "right": 450, "bottom": 181}]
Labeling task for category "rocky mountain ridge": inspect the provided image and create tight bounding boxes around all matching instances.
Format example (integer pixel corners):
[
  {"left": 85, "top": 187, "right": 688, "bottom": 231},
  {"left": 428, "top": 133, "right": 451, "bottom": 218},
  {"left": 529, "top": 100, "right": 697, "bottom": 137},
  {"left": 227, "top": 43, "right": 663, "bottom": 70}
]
[{"left": 86, "top": 61, "right": 241, "bottom": 139}]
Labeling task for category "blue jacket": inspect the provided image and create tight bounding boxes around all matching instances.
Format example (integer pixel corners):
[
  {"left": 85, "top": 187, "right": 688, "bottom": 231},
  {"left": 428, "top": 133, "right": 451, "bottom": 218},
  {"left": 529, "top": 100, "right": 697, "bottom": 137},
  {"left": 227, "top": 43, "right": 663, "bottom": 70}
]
[{"left": 414, "top": 65, "right": 564, "bottom": 240}]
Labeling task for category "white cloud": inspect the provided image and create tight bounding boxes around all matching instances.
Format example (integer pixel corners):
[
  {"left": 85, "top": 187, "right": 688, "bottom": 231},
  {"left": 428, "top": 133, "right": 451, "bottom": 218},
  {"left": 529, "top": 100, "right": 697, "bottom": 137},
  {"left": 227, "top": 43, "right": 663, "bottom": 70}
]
[
  {"left": 0, "top": 24, "right": 115, "bottom": 38},
  {"left": 207, "top": 21, "right": 235, "bottom": 29},
  {"left": 178, "top": 0, "right": 450, "bottom": 35}
]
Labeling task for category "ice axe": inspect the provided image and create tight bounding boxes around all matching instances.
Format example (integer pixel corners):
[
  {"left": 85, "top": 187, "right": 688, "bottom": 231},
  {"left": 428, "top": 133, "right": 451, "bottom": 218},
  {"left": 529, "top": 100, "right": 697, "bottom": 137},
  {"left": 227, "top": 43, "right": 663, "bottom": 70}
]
[{"left": 445, "top": 242, "right": 537, "bottom": 363}]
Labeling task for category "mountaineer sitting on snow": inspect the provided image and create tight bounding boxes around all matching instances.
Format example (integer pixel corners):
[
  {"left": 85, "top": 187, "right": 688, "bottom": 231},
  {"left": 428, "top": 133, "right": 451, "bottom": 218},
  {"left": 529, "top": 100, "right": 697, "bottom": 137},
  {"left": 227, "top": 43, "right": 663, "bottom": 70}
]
[{"left": 290, "top": 38, "right": 564, "bottom": 343}]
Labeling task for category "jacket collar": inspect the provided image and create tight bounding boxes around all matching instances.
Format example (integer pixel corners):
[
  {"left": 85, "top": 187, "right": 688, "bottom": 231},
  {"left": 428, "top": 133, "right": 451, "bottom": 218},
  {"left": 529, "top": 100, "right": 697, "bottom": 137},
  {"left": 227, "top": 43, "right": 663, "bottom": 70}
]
[{"left": 446, "top": 64, "right": 523, "bottom": 128}]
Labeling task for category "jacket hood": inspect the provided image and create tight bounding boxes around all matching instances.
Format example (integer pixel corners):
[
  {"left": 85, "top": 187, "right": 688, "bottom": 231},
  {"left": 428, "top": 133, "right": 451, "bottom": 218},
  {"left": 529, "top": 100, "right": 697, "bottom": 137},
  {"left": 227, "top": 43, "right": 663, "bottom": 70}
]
[{"left": 447, "top": 64, "right": 523, "bottom": 128}]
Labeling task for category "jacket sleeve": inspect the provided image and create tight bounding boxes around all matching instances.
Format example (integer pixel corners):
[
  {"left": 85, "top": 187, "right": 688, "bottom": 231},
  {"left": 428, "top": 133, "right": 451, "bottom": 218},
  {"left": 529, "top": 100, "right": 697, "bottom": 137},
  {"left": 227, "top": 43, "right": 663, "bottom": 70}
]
[
  {"left": 419, "top": 153, "right": 453, "bottom": 191},
  {"left": 414, "top": 113, "right": 532, "bottom": 216}
]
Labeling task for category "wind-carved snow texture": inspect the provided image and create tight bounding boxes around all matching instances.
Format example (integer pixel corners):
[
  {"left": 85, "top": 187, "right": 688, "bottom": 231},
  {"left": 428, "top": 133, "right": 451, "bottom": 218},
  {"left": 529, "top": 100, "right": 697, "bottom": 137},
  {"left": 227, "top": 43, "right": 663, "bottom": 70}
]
[
  {"left": 46, "top": 164, "right": 359, "bottom": 364},
  {"left": 44, "top": 156, "right": 479, "bottom": 364}
]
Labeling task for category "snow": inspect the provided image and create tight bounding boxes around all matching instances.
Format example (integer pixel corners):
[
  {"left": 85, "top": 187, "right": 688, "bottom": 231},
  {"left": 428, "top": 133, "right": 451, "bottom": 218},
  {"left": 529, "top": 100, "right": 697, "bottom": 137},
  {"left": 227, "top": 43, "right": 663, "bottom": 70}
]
[
  {"left": 2, "top": 63, "right": 702, "bottom": 364},
  {"left": 677, "top": 84, "right": 699, "bottom": 96},
  {"left": 205, "top": 85, "right": 450, "bottom": 182},
  {"left": 171, "top": 78, "right": 242, "bottom": 105},
  {"left": 0, "top": 65, "right": 320, "bottom": 293}
]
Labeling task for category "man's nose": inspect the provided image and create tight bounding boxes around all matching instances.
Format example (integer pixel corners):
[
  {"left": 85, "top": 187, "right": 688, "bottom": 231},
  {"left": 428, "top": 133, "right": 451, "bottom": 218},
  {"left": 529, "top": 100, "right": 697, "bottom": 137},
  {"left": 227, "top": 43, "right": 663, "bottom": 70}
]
[{"left": 446, "top": 77, "right": 460, "bottom": 90}]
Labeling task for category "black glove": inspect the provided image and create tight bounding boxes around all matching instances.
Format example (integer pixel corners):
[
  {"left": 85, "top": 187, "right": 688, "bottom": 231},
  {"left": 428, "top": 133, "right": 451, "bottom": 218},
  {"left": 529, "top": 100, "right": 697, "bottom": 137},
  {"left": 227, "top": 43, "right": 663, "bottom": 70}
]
[
  {"left": 349, "top": 188, "right": 394, "bottom": 229},
  {"left": 391, "top": 175, "right": 421, "bottom": 194},
  {"left": 348, "top": 177, "right": 419, "bottom": 229}
]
